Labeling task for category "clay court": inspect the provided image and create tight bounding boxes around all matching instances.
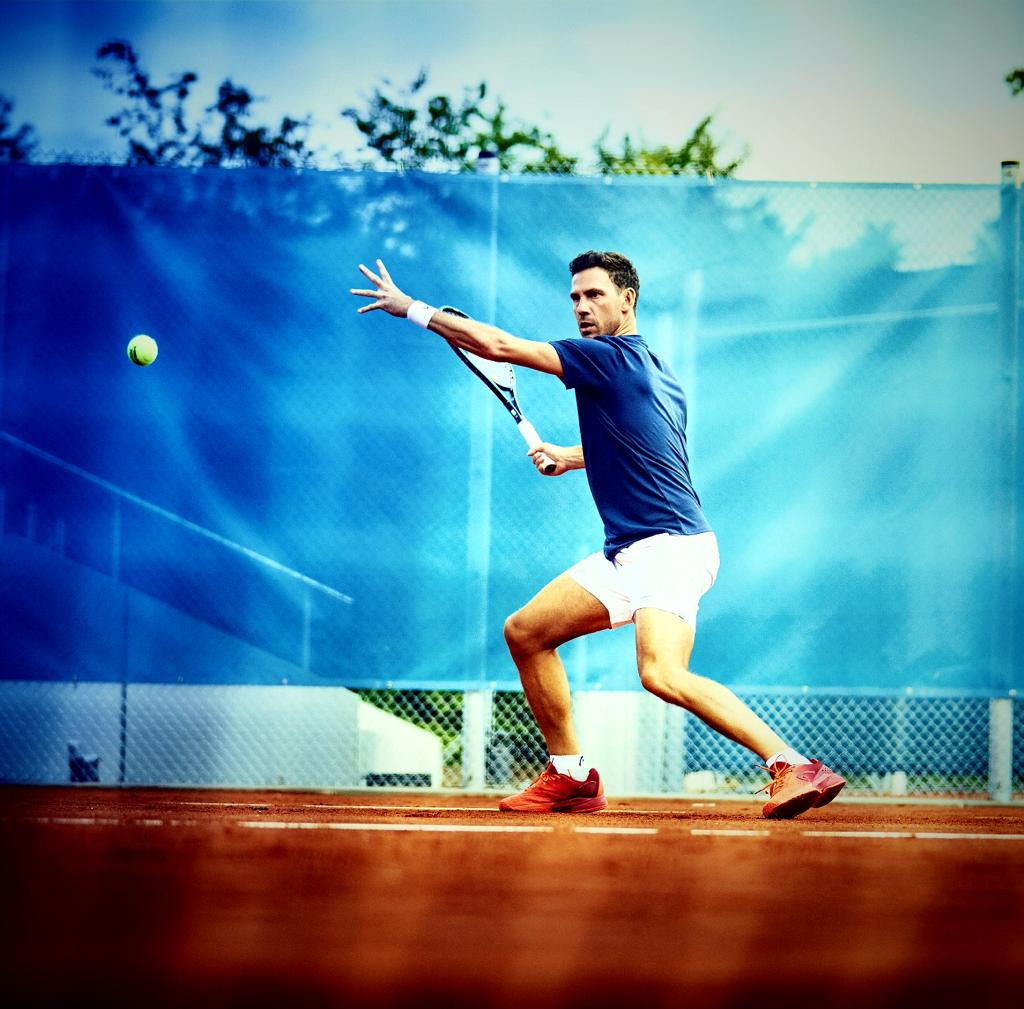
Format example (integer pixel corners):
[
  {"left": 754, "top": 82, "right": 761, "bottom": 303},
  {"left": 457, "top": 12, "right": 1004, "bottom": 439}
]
[{"left": 2, "top": 786, "right": 1022, "bottom": 1009}]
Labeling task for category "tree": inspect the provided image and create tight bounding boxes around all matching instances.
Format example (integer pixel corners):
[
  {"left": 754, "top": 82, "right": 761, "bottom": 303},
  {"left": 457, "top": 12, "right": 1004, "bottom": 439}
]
[
  {"left": 193, "top": 81, "right": 312, "bottom": 168},
  {"left": 342, "top": 71, "right": 577, "bottom": 173},
  {"left": 93, "top": 39, "right": 315, "bottom": 167},
  {"left": 1007, "top": 67, "right": 1024, "bottom": 96},
  {"left": 93, "top": 40, "right": 196, "bottom": 165},
  {"left": 595, "top": 116, "right": 745, "bottom": 177},
  {"left": 80, "top": 43, "right": 741, "bottom": 176},
  {"left": 344, "top": 72, "right": 742, "bottom": 176},
  {"left": 0, "top": 94, "right": 38, "bottom": 162}
]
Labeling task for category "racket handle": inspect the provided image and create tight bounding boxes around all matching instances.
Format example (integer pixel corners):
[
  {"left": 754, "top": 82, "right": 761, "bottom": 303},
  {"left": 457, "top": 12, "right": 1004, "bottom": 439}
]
[{"left": 516, "top": 420, "right": 557, "bottom": 475}]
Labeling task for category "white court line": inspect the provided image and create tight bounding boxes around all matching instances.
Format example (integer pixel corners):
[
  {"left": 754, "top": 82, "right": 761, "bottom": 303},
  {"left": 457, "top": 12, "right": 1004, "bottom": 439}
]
[
  {"left": 17, "top": 817, "right": 1024, "bottom": 843},
  {"left": 914, "top": 832, "right": 1024, "bottom": 841},
  {"left": 305, "top": 804, "right": 495, "bottom": 814},
  {"left": 37, "top": 817, "right": 121, "bottom": 826},
  {"left": 180, "top": 801, "right": 497, "bottom": 813},
  {"left": 574, "top": 826, "right": 659, "bottom": 835},
  {"left": 803, "top": 831, "right": 1024, "bottom": 841},
  {"left": 181, "top": 801, "right": 508, "bottom": 815},
  {"left": 691, "top": 828, "right": 771, "bottom": 837},
  {"left": 180, "top": 801, "right": 276, "bottom": 809},
  {"left": 317, "top": 805, "right": 697, "bottom": 817},
  {"left": 178, "top": 800, "right": 716, "bottom": 816},
  {"left": 25, "top": 816, "right": 204, "bottom": 828},
  {"left": 238, "top": 821, "right": 554, "bottom": 833},
  {"left": 803, "top": 831, "right": 915, "bottom": 839}
]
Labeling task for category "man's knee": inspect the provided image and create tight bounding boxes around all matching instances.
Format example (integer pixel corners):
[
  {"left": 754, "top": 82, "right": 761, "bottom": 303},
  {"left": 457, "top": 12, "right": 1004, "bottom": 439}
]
[
  {"left": 638, "top": 659, "right": 694, "bottom": 701},
  {"left": 504, "top": 609, "right": 544, "bottom": 655}
]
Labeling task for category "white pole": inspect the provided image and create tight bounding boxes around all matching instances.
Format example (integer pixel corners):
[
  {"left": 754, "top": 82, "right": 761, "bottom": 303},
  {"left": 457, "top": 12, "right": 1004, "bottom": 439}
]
[
  {"left": 460, "top": 153, "right": 502, "bottom": 789},
  {"left": 997, "top": 162, "right": 1021, "bottom": 696},
  {"left": 988, "top": 696, "right": 1013, "bottom": 802},
  {"left": 462, "top": 688, "right": 492, "bottom": 790}
]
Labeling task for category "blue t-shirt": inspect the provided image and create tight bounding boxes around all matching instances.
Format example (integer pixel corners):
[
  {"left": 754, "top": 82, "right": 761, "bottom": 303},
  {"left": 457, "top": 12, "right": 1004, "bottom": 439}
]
[{"left": 550, "top": 334, "right": 711, "bottom": 558}]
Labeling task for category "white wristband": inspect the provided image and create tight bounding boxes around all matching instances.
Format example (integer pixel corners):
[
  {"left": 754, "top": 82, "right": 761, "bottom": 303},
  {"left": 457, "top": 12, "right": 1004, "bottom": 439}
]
[{"left": 407, "top": 300, "right": 437, "bottom": 329}]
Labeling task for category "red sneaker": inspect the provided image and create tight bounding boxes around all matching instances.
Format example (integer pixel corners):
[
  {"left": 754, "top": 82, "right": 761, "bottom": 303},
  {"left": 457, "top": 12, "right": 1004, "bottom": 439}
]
[
  {"left": 758, "top": 762, "right": 823, "bottom": 819},
  {"left": 499, "top": 763, "right": 607, "bottom": 813},
  {"left": 758, "top": 760, "right": 846, "bottom": 819},
  {"left": 808, "top": 759, "right": 847, "bottom": 808}
]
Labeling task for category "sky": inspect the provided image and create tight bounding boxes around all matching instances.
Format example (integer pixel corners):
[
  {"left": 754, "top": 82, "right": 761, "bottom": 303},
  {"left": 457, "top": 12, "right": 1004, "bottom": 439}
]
[{"left": 0, "top": 0, "right": 1021, "bottom": 184}]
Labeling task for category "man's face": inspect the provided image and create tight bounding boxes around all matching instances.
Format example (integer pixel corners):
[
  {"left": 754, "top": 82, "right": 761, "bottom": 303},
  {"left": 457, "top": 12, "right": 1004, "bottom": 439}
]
[{"left": 570, "top": 267, "right": 633, "bottom": 337}]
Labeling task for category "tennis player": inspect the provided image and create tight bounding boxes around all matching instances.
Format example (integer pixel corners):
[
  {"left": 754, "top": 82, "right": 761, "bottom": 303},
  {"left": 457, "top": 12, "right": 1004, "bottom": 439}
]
[{"left": 351, "top": 252, "right": 845, "bottom": 819}]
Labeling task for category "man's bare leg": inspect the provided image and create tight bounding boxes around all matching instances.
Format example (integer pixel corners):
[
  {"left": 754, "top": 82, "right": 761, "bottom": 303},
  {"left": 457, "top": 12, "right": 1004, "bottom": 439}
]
[
  {"left": 503, "top": 573, "right": 611, "bottom": 755},
  {"left": 633, "top": 607, "right": 787, "bottom": 760}
]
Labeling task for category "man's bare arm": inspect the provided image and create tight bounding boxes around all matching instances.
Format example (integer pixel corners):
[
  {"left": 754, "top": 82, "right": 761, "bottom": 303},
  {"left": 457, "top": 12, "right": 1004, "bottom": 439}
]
[
  {"left": 428, "top": 313, "right": 563, "bottom": 376},
  {"left": 530, "top": 443, "right": 585, "bottom": 474},
  {"left": 350, "top": 259, "right": 563, "bottom": 377}
]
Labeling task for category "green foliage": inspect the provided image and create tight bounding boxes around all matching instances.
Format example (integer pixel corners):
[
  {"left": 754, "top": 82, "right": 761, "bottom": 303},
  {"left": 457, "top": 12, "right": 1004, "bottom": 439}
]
[
  {"left": 93, "top": 39, "right": 197, "bottom": 165},
  {"left": 488, "top": 692, "right": 539, "bottom": 736},
  {"left": 194, "top": 80, "right": 313, "bottom": 168},
  {"left": 357, "top": 689, "right": 547, "bottom": 787},
  {"left": 342, "top": 70, "right": 578, "bottom": 173},
  {"left": 343, "top": 71, "right": 476, "bottom": 167},
  {"left": 0, "top": 94, "right": 38, "bottom": 162},
  {"left": 10, "top": 42, "right": 745, "bottom": 175},
  {"left": 595, "top": 116, "right": 745, "bottom": 177},
  {"left": 359, "top": 688, "right": 464, "bottom": 749},
  {"left": 93, "top": 39, "right": 315, "bottom": 168},
  {"left": 344, "top": 72, "right": 741, "bottom": 177},
  {"left": 1008, "top": 67, "right": 1024, "bottom": 96}
]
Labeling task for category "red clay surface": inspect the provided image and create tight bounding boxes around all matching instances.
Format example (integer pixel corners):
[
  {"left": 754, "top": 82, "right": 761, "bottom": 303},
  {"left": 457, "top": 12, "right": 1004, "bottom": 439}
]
[{"left": 2, "top": 786, "right": 1023, "bottom": 1008}]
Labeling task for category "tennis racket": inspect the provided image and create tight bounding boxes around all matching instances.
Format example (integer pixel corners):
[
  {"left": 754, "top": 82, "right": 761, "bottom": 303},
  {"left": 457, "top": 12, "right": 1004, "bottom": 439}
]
[{"left": 439, "top": 306, "right": 557, "bottom": 474}]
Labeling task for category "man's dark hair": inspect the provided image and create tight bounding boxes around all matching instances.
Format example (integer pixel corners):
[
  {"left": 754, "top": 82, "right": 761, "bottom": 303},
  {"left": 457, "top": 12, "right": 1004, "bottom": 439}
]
[{"left": 569, "top": 250, "right": 640, "bottom": 307}]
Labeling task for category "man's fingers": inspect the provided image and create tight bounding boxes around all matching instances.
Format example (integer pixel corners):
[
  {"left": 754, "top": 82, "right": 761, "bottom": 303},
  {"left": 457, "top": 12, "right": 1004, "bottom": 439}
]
[{"left": 353, "top": 260, "right": 402, "bottom": 317}]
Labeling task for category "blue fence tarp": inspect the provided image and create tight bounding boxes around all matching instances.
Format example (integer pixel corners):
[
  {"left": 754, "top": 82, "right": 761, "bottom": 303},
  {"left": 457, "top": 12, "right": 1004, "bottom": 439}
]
[{"left": 0, "top": 164, "right": 1019, "bottom": 692}]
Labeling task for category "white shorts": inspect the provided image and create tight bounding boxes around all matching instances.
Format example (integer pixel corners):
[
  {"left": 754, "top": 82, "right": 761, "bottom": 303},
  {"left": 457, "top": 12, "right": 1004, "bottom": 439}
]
[{"left": 567, "top": 531, "right": 720, "bottom": 630}]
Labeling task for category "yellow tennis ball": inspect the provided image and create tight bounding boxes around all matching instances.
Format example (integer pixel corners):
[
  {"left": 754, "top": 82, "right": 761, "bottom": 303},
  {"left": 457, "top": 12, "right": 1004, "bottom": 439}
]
[{"left": 127, "top": 334, "right": 158, "bottom": 367}]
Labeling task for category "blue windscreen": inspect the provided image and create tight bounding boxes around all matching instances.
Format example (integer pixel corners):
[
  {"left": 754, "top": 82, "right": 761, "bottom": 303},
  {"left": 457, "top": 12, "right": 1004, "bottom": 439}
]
[{"left": 1, "top": 164, "right": 1019, "bottom": 692}]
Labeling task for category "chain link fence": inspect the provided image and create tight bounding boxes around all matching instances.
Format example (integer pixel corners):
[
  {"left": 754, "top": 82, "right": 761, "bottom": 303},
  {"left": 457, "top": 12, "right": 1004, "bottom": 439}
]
[
  {"left": 1, "top": 160, "right": 1021, "bottom": 801},
  {"left": 0, "top": 680, "right": 1019, "bottom": 800},
  {"left": 354, "top": 688, "right": 1021, "bottom": 800}
]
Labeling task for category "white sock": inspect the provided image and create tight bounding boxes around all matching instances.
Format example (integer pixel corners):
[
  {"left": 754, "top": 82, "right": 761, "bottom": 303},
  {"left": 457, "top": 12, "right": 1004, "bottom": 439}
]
[
  {"left": 550, "top": 754, "right": 589, "bottom": 781},
  {"left": 767, "top": 748, "right": 809, "bottom": 769}
]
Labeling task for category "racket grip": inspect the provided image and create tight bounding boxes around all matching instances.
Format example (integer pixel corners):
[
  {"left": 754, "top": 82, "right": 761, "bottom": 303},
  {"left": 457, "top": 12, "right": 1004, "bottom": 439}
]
[{"left": 516, "top": 420, "right": 557, "bottom": 475}]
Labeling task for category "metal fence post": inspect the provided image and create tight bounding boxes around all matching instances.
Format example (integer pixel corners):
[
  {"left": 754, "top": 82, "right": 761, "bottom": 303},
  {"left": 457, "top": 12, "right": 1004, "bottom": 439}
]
[
  {"left": 988, "top": 696, "right": 1013, "bottom": 802},
  {"left": 890, "top": 692, "right": 909, "bottom": 796},
  {"left": 997, "top": 161, "right": 1021, "bottom": 696},
  {"left": 113, "top": 497, "right": 128, "bottom": 785},
  {"left": 462, "top": 688, "right": 491, "bottom": 790},
  {"left": 459, "top": 153, "right": 502, "bottom": 792}
]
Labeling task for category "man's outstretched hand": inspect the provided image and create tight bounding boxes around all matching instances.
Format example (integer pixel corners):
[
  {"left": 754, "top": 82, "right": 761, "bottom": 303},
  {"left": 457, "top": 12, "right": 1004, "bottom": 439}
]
[{"left": 350, "top": 259, "right": 413, "bottom": 317}]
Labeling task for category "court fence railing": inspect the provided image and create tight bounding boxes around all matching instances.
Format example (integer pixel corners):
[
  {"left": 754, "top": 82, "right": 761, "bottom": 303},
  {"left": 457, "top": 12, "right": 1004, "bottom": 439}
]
[
  {"left": 356, "top": 685, "right": 1022, "bottom": 802},
  {"left": 2, "top": 678, "right": 1020, "bottom": 802}
]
